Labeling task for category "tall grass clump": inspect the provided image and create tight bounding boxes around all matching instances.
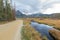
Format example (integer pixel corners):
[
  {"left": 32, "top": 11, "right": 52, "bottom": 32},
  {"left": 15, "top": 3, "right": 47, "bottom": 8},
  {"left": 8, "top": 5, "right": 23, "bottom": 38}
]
[{"left": 21, "top": 18, "right": 42, "bottom": 40}]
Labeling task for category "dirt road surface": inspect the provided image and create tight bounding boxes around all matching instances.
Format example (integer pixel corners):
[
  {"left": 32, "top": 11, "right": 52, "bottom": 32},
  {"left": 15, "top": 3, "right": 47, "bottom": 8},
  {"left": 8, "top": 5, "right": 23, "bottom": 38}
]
[{"left": 0, "top": 20, "right": 23, "bottom": 40}]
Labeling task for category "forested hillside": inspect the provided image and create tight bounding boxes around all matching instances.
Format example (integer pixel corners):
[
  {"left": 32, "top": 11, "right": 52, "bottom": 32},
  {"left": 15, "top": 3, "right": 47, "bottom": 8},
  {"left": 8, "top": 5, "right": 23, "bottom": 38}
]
[{"left": 0, "top": 0, "right": 15, "bottom": 21}]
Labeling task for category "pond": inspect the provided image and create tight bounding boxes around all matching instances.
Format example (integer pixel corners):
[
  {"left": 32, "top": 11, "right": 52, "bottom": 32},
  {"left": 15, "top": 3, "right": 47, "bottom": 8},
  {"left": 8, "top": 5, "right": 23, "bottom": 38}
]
[{"left": 30, "top": 21, "right": 55, "bottom": 40}]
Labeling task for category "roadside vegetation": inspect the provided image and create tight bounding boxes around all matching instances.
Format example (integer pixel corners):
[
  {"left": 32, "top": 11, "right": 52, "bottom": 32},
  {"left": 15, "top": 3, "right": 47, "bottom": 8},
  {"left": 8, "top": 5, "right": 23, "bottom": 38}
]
[
  {"left": 0, "top": 21, "right": 8, "bottom": 24},
  {"left": 21, "top": 18, "right": 48, "bottom": 40}
]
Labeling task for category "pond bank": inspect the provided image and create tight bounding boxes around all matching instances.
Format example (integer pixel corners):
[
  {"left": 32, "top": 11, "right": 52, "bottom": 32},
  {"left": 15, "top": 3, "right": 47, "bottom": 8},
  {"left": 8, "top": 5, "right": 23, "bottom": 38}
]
[{"left": 30, "top": 21, "right": 55, "bottom": 40}]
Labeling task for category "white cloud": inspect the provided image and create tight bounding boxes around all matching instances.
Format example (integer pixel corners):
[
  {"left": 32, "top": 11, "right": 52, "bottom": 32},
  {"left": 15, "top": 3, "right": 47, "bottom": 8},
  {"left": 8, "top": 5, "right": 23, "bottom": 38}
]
[
  {"left": 39, "top": 0, "right": 59, "bottom": 3},
  {"left": 40, "top": 0, "right": 48, "bottom": 3},
  {"left": 13, "top": 0, "right": 60, "bottom": 15},
  {"left": 42, "top": 3, "right": 60, "bottom": 14},
  {"left": 13, "top": 2, "right": 32, "bottom": 12}
]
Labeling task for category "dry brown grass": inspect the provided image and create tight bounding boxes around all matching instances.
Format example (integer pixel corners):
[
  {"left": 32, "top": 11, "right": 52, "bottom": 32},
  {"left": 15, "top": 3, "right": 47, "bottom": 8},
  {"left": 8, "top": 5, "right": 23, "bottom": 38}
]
[
  {"left": 22, "top": 18, "right": 43, "bottom": 40},
  {"left": 32, "top": 18, "right": 60, "bottom": 29},
  {"left": 22, "top": 18, "right": 60, "bottom": 40},
  {"left": 49, "top": 29, "right": 60, "bottom": 40}
]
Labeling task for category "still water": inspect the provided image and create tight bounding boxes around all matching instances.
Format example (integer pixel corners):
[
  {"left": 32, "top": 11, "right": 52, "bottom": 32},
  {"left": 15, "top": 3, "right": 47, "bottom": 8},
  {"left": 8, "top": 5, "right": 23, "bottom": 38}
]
[{"left": 31, "top": 21, "right": 54, "bottom": 40}]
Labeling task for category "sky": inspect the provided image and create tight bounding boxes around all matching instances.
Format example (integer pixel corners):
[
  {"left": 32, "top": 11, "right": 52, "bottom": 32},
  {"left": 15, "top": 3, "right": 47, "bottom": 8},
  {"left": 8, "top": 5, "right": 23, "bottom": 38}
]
[{"left": 12, "top": 0, "right": 60, "bottom": 15}]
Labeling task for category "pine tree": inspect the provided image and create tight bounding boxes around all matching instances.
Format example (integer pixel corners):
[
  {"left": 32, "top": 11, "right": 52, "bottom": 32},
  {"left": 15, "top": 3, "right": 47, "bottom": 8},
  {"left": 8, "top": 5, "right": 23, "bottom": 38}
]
[
  {"left": 0, "top": 0, "right": 16, "bottom": 21},
  {"left": 0, "top": 0, "right": 4, "bottom": 20},
  {"left": 12, "top": 2, "right": 16, "bottom": 20},
  {"left": 5, "top": 0, "right": 15, "bottom": 21}
]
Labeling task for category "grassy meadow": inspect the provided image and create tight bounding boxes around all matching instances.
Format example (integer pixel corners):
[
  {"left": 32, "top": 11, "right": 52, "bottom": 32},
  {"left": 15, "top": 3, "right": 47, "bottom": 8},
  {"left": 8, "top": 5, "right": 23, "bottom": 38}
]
[
  {"left": 32, "top": 18, "right": 60, "bottom": 30},
  {"left": 21, "top": 18, "right": 60, "bottom": 40}
]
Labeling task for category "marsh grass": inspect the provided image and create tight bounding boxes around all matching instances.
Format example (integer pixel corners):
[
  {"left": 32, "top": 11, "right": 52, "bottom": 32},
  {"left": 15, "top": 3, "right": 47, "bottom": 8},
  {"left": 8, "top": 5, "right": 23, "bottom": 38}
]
[
  {"left": 32, "top": 18, "right": 60, "bottom": 29},
  {"left": 21, "top": 18, "right": 49, "bottom": 40},
  {"left": 42, "top": 35, "right": 48, "bottom": 40},
  {"left": 21, "top": 18, "right": 60, "bottom": 40},
  {"left": 21, "top": 18, "right": 43, "bottom": 40}
]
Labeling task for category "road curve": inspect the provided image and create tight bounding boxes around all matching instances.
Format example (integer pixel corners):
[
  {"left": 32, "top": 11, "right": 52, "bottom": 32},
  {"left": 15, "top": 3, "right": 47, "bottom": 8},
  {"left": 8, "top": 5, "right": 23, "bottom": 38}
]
[{"left": 0, "top": 20, "right": 23, "bottom": 40}]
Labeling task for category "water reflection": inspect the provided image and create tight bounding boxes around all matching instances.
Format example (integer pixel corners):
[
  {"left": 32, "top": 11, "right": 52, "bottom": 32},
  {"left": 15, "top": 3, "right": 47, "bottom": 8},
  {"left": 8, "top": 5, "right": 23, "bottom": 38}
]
[{"left": 31, "top": 22, "right": 54, "bottom": 40}]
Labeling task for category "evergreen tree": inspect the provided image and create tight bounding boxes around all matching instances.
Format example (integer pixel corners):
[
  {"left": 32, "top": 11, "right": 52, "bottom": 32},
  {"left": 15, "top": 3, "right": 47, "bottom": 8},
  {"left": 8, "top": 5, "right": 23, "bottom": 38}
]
[
  {"left": 0, "top": 0, "right": 16, "bottom": 21},
  {"left": 0, "top": 0, "right": 4, "bottom": 20}
]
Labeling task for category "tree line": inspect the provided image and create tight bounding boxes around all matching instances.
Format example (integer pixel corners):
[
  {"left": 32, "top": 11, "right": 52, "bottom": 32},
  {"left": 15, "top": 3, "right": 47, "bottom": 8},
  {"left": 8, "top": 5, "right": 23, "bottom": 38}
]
[{"left": 0, "top": 0, "right": 16, "bottom": 21}]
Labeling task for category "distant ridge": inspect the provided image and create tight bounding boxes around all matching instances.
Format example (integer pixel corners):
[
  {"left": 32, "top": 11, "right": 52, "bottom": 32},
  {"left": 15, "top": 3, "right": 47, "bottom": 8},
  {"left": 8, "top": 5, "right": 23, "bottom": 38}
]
[
  {"left": 16, "top": 10, "right": 50, "bottom": 18},
  {"left": 16, "top": 10, "right": 60, "bottom": 19}
]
